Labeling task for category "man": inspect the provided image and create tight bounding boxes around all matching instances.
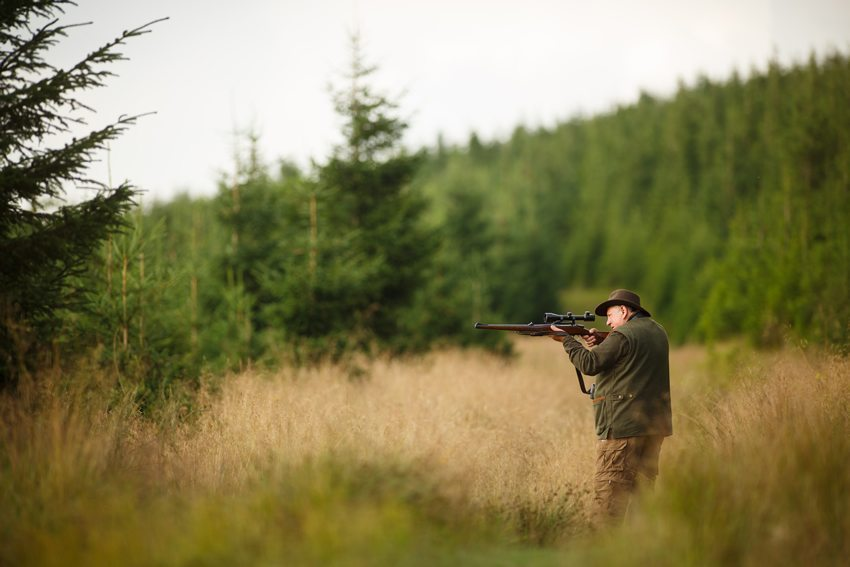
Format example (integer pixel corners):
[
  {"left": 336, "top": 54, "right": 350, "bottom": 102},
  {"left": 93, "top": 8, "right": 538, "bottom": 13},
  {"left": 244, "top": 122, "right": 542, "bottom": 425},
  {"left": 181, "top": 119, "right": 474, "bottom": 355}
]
[{"left": 551, "top": 289, "right": 672, "bottom": 526}]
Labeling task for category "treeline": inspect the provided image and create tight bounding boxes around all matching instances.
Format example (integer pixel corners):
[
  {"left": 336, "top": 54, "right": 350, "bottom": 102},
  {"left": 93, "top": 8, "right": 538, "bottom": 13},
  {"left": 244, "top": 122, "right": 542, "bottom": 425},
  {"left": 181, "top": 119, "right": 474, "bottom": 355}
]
[
  {"left": 6, "top": 1, "right": 849, "bottom": 397},
  {"left": 76, "top": 52, "right": 850, "bottom": 395}
]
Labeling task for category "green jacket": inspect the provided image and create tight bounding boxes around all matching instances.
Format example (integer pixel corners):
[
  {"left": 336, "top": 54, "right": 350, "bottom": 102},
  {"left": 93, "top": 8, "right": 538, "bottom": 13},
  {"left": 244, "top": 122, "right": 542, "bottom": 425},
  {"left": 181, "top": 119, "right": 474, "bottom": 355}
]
[{"left": 562, "top": 315, "right": 672, "bottom": 439}]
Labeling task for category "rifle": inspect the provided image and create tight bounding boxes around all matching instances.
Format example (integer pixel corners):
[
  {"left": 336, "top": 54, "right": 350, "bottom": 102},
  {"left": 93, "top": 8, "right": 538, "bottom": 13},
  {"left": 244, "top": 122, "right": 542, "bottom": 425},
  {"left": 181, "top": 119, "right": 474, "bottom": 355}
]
[{"left": 473, "top": 311, "right": 609, "bottom": 398}]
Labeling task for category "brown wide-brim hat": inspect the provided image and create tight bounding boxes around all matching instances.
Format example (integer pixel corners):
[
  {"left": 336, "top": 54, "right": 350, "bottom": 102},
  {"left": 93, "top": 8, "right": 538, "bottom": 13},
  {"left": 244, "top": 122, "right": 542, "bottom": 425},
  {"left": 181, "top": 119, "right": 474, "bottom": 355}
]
[{"left": 595, "top": 289, "right": 651, "bottom": 317}]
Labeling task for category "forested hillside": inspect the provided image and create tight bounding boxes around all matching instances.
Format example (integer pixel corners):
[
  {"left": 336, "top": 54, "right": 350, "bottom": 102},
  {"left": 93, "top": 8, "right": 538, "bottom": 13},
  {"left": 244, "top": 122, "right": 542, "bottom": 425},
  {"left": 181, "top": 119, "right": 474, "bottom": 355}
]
[
  {"left": 415, "top": 53, "right": 850, "bottom": 345},
  {"left": 46, "top": 52, "right": 850, "bottom": 394}
]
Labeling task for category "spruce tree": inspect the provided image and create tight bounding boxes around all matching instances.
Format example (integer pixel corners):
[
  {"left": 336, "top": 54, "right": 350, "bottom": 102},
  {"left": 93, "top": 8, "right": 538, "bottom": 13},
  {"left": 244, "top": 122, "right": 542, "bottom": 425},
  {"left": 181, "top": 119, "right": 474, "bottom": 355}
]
[
  {"left": 317, "top": 34, "right": 435, "bottom": 351},
  {"left": 0, "top": 1, "right": 161, "bottom": 384},
  {"left": 265, "top": 34, "right": 434, "bottom": 357}
]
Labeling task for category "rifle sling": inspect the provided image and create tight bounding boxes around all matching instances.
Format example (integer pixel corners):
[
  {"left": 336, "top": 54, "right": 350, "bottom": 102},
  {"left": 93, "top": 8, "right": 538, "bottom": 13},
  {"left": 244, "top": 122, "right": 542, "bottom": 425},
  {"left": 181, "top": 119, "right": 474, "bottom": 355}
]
[{"left": 575, "top": 367, "right": 591, "bottom": 396}]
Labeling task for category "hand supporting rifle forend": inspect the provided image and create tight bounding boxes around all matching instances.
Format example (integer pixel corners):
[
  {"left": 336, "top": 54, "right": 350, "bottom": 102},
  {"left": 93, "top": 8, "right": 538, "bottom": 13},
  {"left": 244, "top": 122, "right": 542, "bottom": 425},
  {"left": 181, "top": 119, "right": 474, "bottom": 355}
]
[{"left": 474, "top": 311, "right": 609, "bottom": 398}]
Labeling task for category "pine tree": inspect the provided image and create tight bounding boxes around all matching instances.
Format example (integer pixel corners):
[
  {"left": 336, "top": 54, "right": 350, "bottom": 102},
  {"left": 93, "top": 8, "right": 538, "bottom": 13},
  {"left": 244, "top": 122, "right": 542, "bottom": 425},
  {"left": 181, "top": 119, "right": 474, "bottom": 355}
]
[{"left": 0, "top": 1, "right": 162, "bottom": 384}]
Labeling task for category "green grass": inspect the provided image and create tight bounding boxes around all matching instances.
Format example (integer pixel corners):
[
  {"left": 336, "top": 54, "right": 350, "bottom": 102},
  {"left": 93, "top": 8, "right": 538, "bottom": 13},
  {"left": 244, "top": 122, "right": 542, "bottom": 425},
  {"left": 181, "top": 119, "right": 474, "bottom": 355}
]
[{"left": 1, "top": 455, "right": 565, "bottom": 566}]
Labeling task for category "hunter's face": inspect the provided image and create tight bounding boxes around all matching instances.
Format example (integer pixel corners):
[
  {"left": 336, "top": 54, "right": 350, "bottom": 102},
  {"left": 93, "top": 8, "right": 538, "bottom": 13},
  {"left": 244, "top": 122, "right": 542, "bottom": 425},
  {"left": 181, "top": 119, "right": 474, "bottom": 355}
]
[{"left": 606, "top": 305, "right": 629, "bottom": 329}]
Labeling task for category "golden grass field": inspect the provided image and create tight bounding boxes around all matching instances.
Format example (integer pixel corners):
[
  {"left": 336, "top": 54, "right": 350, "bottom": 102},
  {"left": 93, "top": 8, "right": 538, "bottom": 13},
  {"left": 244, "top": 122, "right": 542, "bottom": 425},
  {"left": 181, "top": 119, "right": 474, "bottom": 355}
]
[{"left": 1, "top": 339, "right": 848, "bottom": 565}]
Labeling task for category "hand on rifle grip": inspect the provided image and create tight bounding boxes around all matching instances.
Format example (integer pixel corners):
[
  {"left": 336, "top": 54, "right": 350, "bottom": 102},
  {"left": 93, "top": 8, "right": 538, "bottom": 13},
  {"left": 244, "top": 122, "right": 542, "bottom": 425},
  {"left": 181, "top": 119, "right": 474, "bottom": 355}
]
[{"left": 583, "top": 328, "right": 600, "bottom": 347}]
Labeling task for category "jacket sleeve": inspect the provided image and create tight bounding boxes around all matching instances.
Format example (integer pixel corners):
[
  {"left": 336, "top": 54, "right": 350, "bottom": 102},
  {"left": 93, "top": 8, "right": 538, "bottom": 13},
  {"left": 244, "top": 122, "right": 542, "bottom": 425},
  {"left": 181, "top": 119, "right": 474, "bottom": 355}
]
[{"left": 561, "top": 331, "right": 627, "bottom": 376}]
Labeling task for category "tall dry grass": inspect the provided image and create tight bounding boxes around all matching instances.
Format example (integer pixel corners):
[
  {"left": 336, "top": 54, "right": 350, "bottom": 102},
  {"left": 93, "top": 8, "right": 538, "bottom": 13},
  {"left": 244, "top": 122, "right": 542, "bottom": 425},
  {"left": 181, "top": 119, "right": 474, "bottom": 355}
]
[
  {"left": 173, "top": 342, "right": 596, "bottom": 520},
  {"left": 1, "top": 339, "right": 848, "bottom": 565}
]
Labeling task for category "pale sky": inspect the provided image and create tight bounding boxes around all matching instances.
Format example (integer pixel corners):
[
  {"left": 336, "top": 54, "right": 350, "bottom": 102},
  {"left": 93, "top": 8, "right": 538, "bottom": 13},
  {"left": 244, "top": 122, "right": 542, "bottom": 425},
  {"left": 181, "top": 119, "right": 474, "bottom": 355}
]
[{"left": 51, "top": 0, "right": 850, "bottom": 203}]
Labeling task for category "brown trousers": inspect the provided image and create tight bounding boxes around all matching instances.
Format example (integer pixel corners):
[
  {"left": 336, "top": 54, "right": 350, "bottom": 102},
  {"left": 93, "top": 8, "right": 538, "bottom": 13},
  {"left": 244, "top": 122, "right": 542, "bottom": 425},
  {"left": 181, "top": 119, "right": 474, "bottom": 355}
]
[{"left": 593, "top": 435, "right": 664, "bottom": 526}]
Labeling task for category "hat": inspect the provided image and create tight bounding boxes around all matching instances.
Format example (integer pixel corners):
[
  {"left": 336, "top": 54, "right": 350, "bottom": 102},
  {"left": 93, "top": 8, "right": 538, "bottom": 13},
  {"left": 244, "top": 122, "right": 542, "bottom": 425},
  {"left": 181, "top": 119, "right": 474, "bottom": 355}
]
[{"left": 595, "top": 289, "right": 651, "bottom": 317}]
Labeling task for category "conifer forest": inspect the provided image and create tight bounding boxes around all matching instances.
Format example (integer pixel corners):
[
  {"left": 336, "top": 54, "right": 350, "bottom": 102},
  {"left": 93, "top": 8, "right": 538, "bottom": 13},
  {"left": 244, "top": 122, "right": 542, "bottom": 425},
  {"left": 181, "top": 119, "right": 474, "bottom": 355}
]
[{"left": 17, "top": 44, "right": 846, "bottom": 396}]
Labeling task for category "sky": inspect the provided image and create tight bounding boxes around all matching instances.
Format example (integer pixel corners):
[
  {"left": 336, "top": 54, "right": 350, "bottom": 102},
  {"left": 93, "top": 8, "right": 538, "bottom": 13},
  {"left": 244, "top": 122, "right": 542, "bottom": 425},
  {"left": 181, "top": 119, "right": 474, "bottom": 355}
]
[{"left": 49, "top": 0, "right": 850, "bottom": 203}]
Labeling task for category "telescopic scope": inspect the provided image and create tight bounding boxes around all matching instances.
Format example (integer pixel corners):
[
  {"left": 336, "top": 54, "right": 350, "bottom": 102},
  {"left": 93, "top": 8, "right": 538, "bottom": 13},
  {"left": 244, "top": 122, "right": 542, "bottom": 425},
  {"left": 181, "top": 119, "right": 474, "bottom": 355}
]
[{"left": 543, "top": 311, "right": 595, "bottom": 324}]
